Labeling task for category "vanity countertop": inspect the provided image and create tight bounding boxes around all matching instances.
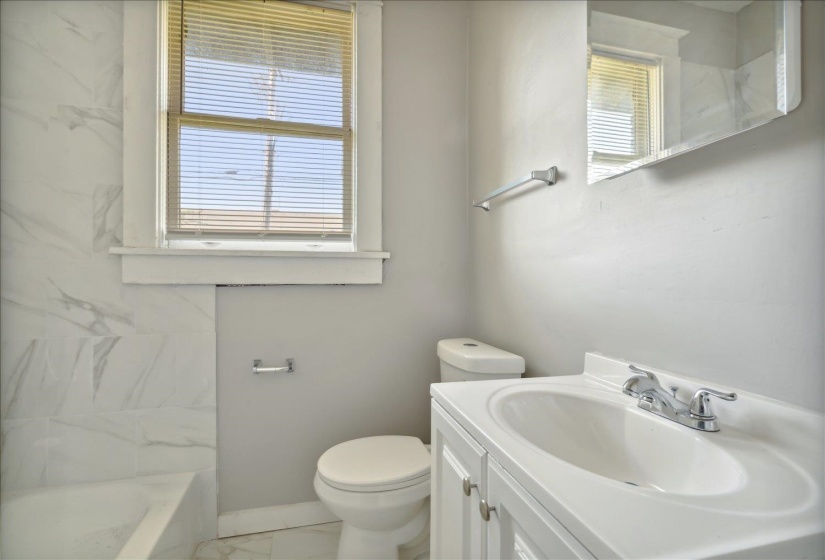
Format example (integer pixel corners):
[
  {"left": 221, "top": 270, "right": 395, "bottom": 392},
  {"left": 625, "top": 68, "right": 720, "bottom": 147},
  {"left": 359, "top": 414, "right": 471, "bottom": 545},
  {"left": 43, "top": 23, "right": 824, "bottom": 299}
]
[{"left": 430, "top": 352, "right": 824, "bottom": 559}]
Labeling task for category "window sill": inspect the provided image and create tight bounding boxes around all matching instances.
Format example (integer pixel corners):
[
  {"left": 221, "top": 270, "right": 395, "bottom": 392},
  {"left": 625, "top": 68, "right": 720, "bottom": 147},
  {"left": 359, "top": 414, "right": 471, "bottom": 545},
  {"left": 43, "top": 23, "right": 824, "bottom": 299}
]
[{"left": 110, "top": 247, "right": 390, "bottom": 285}]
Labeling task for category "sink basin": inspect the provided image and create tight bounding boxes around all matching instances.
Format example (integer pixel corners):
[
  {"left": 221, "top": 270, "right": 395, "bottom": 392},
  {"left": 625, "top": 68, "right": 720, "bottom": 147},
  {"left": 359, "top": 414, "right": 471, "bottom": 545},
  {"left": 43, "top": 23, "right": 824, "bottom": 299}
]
[{"left": 492, "top": 387, "right": 745, "bottom": 495}]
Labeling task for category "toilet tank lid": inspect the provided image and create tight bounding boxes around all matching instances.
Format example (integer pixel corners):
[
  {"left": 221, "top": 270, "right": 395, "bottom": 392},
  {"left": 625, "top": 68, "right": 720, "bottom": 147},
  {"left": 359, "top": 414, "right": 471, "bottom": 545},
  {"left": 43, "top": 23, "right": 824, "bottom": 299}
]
[{"left": 437, "top": 338, "right": 525, "bottom": 375}]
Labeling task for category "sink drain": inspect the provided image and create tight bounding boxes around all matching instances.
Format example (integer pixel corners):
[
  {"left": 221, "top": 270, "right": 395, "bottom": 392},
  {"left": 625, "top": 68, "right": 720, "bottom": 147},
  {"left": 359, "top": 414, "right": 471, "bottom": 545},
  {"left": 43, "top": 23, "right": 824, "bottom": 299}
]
[{"left": 624, "top": 481, "right": 639, "bottom": 487}]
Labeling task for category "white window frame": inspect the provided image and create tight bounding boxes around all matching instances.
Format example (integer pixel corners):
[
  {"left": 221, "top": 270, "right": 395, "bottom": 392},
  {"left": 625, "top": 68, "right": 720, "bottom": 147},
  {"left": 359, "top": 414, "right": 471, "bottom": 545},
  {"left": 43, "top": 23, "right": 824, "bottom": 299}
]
[
  {"left": 114, "top": 0, "right": 388, "bottom": 285},
  {"left": 588, "top": 48, "right": 664, "bottom": 183}
]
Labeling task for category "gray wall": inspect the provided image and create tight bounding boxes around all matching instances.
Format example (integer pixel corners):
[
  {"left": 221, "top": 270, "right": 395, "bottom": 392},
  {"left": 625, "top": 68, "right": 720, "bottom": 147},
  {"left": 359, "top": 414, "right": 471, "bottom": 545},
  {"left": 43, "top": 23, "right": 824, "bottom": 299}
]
[
  {"left": 468, "top": 0, "right": 824, "bottom": 412},
  {"left": 216, "top": 0, "right": 469, "bottom": 513}
]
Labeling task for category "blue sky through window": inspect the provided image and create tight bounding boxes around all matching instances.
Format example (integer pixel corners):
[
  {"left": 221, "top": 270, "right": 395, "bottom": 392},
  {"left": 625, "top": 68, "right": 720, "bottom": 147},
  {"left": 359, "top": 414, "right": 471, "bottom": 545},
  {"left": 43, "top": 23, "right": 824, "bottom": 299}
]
[{"left": 179, "top": 55, "right": 345, "bottom": 217}]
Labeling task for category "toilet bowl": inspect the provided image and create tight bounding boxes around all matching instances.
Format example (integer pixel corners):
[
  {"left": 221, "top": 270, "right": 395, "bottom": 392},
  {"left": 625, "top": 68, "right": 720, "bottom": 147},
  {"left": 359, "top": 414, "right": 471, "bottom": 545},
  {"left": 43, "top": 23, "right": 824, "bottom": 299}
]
[{"left": 315, "top": 339, "right": 524, "bottom": 560}]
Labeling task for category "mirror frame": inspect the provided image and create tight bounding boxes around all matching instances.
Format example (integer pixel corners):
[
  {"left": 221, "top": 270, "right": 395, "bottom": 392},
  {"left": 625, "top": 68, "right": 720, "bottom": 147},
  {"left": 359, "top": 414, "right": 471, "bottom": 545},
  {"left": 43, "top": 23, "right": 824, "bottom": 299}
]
[{"left": 587, "top": 0, "right": 802, "bottom": 184}]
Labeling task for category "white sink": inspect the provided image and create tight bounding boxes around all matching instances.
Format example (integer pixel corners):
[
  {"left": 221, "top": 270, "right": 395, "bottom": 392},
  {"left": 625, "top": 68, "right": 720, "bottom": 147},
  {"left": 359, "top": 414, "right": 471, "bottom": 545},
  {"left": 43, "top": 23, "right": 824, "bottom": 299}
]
[
  {"left": 431, "top": 352, "right": 825, "bottom": 558},
  {"left": 493, "top": 388, "right": 744, "bottom": 495}
]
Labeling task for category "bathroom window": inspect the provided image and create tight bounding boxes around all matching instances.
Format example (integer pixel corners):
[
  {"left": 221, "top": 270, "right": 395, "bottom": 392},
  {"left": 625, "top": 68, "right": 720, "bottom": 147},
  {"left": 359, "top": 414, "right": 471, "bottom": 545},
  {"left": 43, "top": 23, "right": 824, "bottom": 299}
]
[
  {"left": 587, "top": 51, "right": 662, "bottom": 183},
  {"left": 117, "top": 0, "right": 386, "bottom": 284},
  {"left": 166, "top": 0, "right": 353, "bottom": 243}
]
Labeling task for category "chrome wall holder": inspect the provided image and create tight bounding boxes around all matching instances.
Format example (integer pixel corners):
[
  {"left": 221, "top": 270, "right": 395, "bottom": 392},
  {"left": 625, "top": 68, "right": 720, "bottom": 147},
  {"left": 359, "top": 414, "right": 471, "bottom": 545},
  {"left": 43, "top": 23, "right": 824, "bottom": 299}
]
[
  {"left": 473, "top": 167, "right": 557, "bottom": 211},
  {"left": 252, "top": 358, "right": 295, "bottom": 374}
]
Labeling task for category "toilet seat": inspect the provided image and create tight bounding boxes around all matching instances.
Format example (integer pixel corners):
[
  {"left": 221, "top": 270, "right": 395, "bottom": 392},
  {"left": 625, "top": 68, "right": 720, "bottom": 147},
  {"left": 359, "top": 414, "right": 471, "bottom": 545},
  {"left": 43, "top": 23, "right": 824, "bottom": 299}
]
[{"left": 317, "top": 435, "right": 431, "bottom": 493}]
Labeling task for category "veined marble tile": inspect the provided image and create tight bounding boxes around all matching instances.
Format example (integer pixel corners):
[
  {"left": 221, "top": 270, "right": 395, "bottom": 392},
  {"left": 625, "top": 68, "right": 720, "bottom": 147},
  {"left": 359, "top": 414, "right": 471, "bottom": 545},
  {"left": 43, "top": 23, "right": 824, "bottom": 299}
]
[
  {"left": 93, "top": 184, "right": 123, "bottom": 257},
  {"left": 0, "top": 1, "right": 51, "bottom": 25},
  {"left": 0, "top": 417, "right": 48, "bottom": 491},
  {"left": 48, "top": 411, "right": 136, "bottom": 485},
  {"left": 195, "top": 532, "right": 274, "bottom": 560},
  {"left": 0, "top": 21, "right": 57, "bottom": 103},
  {"left": 45, "top": 259, "right": 135, "bottom": 337},
  {"left": 52, "top": 1, "right": 123, "bottom": 35},
  {"left": 92, "top": 334, "right": 176, "bottom": 412},
  {"left": 736, "top": 51, "right": 778, "bottom": 126},
  {"left": 0, "top": 19, "right": 95, "bottom": 106},
  {"left": 93, "top": 31, "right": 123, "bottom": 110},
  {"left": 175, "top": 332, "right": 217, "bottom": 406},
  {"left": 132, "top": 285, "right": 216, "bottom": 335},
  {"left": 1, "top": 338, "right": 93, "bottom": 420},
  {"left": 195, "top": 469, "right": 220, "bottom": 544},
  {"left": 47, "top": 105, "right": 122, "bottom": 187},
  {"left": 269, "top": 523, "right": 342, "bottom": 560},
  {"left": 0, "top": 98, "right": 50, "bottom": 185},
  {"left": 136, "top": 405, "right": 217, "bottom": 476},
  {"left": 680, "top": 62, "right": 736, "bottom": 145},
  {"left": 1, "top": 259, "right": 46, "bottom": 340},
  {"left": 1, "top": 181, "right": 92, "bottom": 260}
]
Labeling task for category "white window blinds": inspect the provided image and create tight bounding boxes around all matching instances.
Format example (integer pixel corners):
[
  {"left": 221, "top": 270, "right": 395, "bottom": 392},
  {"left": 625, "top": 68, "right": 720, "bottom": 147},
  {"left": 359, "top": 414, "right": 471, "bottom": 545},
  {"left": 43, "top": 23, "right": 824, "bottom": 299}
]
[
  {"left": 166, "top": 0, "right": 353, "bottom": 240},
  {"left": 587, "top": 52, "right": 661, "bottom": 184}
]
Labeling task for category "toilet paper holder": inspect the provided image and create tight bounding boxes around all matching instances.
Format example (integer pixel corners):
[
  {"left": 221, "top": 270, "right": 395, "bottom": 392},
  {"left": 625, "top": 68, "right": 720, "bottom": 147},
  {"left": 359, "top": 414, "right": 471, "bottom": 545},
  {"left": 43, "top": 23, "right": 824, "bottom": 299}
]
[{"left": 252, "top": 358, "right": 295, "bottom": 374}]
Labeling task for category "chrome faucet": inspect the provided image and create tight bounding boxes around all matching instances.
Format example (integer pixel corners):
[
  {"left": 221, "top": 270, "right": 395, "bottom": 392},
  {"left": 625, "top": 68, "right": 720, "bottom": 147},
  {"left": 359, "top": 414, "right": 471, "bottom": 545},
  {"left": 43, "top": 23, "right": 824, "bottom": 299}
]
[{"left": 622, "top": 365, "right": 736, "bottom": 432}]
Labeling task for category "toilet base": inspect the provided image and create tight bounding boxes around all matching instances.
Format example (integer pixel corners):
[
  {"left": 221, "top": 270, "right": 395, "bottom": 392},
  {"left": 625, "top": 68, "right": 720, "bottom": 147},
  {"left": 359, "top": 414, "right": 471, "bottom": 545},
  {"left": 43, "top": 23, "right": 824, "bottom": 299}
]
[{"left": 336, "top": 498, "right": 429, "bottom": 560}]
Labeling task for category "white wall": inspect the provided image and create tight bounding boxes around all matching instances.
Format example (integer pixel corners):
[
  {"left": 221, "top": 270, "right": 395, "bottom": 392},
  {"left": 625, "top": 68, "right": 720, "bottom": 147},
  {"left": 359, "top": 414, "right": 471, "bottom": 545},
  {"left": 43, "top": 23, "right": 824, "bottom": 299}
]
[
  {"left": 468, "top": 0, "right": 824, "bottom": 411},
  {"left": 0, "top": 0, "right": 217, "bottom": 539},
  {"left": 216, "top": 0, "right": 469, "bottom": 513}
]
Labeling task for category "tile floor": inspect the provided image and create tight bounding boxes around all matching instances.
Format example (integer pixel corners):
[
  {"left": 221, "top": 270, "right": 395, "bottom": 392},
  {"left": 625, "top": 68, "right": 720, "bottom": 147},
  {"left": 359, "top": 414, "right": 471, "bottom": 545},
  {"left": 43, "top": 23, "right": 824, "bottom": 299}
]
[{"left": 194, "top": 522, "right": 343, "bottom": 560}]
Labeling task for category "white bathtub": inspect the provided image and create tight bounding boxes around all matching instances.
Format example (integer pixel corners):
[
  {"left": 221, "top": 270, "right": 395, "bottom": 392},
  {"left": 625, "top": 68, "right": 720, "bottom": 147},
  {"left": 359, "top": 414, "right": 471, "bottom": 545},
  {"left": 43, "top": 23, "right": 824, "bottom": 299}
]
[{"left": 1, "top": 472, "right": 202, "bottom": 560}]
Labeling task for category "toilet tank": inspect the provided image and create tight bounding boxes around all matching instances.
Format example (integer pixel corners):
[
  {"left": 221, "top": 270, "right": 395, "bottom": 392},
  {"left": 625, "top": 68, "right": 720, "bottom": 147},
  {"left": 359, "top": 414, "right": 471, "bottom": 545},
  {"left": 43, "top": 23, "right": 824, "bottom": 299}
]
[{"left": 437, "top": 338, "right": 525, "bottom": 382}]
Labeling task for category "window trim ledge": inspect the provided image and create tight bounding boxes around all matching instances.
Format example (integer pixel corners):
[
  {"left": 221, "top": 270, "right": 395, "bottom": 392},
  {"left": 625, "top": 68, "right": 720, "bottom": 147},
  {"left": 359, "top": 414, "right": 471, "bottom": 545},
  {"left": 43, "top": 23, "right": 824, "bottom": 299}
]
[{"left": 111, "top": 248, "right": 390, "bottom": 285}]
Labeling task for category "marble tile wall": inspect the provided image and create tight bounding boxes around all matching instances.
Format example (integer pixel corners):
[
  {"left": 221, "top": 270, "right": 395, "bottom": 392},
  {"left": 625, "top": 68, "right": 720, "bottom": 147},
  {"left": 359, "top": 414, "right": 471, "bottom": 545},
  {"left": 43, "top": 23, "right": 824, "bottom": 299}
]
[
  {"left": 735, "top": 51, "right": 777, "bottom": 127},
  {"left": 0, "top": 0, "right": 217, "bottom": 504},
  {"left": 680, "top": 61, "right": 737, "bottom": 146}
]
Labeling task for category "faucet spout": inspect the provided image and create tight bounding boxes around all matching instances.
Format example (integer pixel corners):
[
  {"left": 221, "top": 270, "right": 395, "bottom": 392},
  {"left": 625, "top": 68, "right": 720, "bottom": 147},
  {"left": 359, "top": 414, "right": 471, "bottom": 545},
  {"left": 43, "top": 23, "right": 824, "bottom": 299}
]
[{"left": 621, "top": 365, "right": 735, "bottom": 432}]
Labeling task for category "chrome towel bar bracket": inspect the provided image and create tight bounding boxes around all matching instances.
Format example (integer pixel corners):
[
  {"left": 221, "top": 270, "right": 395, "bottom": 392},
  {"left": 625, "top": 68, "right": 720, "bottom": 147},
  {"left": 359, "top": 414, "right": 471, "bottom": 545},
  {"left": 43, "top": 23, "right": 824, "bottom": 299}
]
[
  {"left": 252, "top": 358, "right": 295, "bottom": 374},
  {"left": 473, "top": 166, "right": 557, "bottom": 211}
]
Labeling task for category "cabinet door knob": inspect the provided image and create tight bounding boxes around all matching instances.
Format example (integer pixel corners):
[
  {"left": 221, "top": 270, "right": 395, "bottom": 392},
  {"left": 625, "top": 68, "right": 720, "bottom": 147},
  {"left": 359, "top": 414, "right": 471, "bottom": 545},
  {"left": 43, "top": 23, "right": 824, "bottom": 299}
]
[
  {"left": 479, "top": 499, "right": 496, "bottom": 521},
  {"left": 462, "top": 477, "right": 477, "bottom": 496}
]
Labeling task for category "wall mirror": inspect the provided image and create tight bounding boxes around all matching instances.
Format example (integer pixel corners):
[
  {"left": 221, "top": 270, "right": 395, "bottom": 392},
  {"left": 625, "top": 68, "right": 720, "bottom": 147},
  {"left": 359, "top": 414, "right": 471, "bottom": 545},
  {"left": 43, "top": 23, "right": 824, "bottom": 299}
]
[{"left": 587, "top": 0, "right": 801, "bottom": 184}]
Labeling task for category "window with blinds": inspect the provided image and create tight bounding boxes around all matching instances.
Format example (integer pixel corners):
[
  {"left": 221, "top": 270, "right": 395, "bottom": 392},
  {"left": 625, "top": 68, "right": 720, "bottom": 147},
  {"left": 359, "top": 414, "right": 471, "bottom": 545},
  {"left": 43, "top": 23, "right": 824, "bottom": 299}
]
[
  {"left": 166, "top": 0, "right": 353, "bottom": 241},
  {"left": 587, "top": 51, "right": 661, "bottom": 184}
]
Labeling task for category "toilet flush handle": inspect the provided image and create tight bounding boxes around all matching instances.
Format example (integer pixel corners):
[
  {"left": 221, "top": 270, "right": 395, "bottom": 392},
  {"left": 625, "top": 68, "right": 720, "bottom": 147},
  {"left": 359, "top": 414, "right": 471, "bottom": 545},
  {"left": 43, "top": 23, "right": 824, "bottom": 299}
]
[{"left": 462, "top": 477, "right": 477, "bottom": 496}]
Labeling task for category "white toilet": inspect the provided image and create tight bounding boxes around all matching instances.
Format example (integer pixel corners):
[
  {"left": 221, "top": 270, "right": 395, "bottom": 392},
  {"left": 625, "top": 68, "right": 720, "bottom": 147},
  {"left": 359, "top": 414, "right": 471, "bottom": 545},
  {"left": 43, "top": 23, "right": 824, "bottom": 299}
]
[{"left": 314, "top": 338, "right": 525, "bottom": 560}]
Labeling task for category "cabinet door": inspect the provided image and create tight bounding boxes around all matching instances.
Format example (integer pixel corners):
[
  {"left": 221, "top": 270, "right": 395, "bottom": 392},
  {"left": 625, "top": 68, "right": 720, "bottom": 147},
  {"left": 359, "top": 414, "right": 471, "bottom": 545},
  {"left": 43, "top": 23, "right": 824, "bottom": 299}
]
[
  {"left": 431, "top": 401, "right": 487, "bottom": 560},
  {"left": 485, "top": 458, "right": 594, "bottom": 560}
]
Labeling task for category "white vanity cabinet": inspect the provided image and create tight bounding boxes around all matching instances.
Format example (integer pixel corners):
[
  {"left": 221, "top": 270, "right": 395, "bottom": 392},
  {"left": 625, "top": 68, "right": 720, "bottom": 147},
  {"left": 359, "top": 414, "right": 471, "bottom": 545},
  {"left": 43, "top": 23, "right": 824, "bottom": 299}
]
[
  {"left": 486, "top": 458, "right": 594, "bottom": 560},
  {"left": 431, "top": 402, "right": 593, "bottom": 560},
  {"left": 431, "top": 401, "right": 487, "bottom": 560}
]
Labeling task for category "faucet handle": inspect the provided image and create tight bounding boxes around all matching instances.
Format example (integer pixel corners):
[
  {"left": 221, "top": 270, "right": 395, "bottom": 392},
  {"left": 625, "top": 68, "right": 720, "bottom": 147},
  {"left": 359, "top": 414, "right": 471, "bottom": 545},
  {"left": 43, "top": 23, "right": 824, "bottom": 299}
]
[
  {"left": 628, "top": 365, "right": 659, "bottom": 382},
  {"left": 689, "top": 388, "right": 737, "bottom": 418}
]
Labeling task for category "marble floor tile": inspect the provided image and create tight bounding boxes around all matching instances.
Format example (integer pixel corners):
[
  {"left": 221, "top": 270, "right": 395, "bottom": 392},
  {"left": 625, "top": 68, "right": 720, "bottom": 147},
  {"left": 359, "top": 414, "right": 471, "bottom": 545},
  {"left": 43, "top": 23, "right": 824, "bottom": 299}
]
[
  {"left": 194, "top": 523, "right": 343, "bottom": 560},
  {"left": 194, "top": 531, "right": 275, "bottom": 560},
  {"left": 269, "top": 523, "right": 342, "bottom": 560}
]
